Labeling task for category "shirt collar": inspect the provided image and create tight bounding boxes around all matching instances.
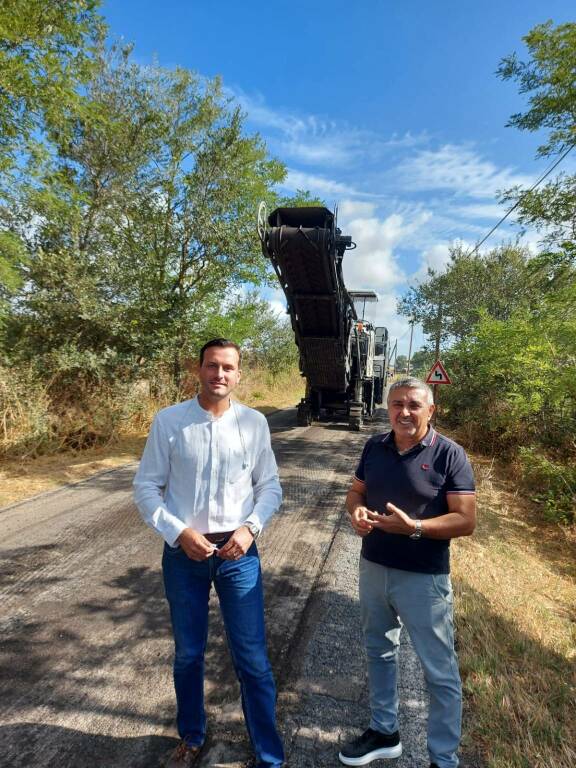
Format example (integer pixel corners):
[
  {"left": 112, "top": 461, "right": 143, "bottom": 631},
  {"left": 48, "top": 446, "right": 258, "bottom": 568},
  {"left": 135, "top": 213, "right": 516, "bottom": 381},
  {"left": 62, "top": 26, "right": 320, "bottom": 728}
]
[
  {"left": 192, "top": 395, "right": 234, "bottom": 422},
  {"left": 381, "top": 425, "right": 436, "bottom": 450},
  {"left": 420, "top": 425, "right": 436, "bottom": 446}
]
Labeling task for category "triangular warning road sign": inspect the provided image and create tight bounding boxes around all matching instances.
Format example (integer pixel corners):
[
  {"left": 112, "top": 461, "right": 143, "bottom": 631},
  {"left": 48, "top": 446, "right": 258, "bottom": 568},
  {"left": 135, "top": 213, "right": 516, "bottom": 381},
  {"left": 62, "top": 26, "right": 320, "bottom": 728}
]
[{"left": 425, "top": 360, "right": 452, "bottom": 385}]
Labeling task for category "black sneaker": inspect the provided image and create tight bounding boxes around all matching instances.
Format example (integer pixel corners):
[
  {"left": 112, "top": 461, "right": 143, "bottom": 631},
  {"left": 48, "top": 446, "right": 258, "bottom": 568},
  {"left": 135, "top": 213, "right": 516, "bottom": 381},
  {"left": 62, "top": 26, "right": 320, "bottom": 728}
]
[{"left": 338, "top": 728, "right": 402, "bottom": 765}]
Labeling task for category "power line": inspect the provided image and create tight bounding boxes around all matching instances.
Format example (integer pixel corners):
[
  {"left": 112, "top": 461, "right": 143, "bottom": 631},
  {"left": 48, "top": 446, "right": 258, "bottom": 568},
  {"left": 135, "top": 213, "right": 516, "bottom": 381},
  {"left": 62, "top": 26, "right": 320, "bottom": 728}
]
[{"left": 469, "top": 143, "right": 574, "bottom": 256}]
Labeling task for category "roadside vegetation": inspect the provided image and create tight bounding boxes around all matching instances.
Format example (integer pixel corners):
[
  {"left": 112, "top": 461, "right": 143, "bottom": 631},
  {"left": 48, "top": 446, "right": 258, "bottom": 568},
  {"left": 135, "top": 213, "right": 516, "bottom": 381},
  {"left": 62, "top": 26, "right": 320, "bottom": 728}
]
[
  {"left": 402, "top": 22, "right": 576, "bottom": 527},
  {"left": 453, "top": 448, "right": 575, "bottom": 768},
  {"left": 0, "top": 1, "right": 315, "bottom": 467}
]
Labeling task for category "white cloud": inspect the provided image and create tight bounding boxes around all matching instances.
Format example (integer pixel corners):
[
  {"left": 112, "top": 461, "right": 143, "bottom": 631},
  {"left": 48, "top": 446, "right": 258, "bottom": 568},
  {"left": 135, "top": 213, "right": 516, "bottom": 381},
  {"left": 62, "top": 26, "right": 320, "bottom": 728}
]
[
  {"left": 223, "top": 89, "right": 547, "bottom": 355},
  {"left": 231, "top": 87, "right": 431, "bottom": 170},
  {"left": 277, "top": 130, "right": 429, "bottom": 169},
  {"left": 342, "top": 213, "right": 432, "bottom": 292},
  {"left": 450, "top": 202, "right": 507, "bottom": 220},
  {"left": 384, "top": 131, "right": 429, "bottom": 149},
  {"left": 278, "top": 138, "right": 352, "bottom": 166},
  {"left": 230, "top": 89, "right": 311, "bottom": 136},
  {"left": 338, "top": 200, "right": 378, "bottom": 221},
  {"left": 283, "top": 169, "right": 361, "bottom": 197},
  {"left": 417, "top": 243, "right": 453, "bottom": 275},
  {"left": 268, "top": 298, "right": 288, "bottom": 317},
  {"left": 396, "top": 144, "right": 534, "bottom": 198}
]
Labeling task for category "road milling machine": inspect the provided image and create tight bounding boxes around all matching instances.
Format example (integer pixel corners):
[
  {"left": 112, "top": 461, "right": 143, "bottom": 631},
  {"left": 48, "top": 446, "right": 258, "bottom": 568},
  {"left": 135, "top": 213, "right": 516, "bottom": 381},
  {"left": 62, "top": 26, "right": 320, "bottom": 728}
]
[{"left": 258, "top": 204, "right": 388, "bottom": 430}]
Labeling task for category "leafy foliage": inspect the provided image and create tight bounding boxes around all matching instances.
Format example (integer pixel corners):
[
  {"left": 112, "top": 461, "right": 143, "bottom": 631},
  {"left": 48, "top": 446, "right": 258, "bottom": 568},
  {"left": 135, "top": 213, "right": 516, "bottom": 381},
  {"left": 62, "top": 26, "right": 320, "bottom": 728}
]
[
  {"left": 442, "top": 299, "right": 575, "bottom": 448},
  {"left": 518, "top": 447, "right": 575, "bottom": 525},
  {"left": 398, "top": 244, "right": 535, "bottom": 345},
  {"left": 0, "top": 5, "right": 308, "bottom": 458},
  {"left": 498, "top": 21, "right": 576, "bottom": 267},
  {"left": 497, "top": 21, "right": 576, "bottom": 158},
  {"left": 0, "top": 0, "right": 104, "bottom": 174},
  {"left": 409, "top": 348, "right": 435, "bottom": 377},
  {"left": 4, "top": 45, "right": 286, "bottom": 375},
  {"left": 395, "top": 354, "right": 408, "bottom": 371}
]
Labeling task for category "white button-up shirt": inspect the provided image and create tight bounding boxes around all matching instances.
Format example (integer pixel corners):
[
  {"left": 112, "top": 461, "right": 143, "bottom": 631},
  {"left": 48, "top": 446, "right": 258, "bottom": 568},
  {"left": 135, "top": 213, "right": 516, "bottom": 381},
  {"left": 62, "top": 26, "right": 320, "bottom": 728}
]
[{"left": 133, "top": 397, "right": 282, "bottom": 546}]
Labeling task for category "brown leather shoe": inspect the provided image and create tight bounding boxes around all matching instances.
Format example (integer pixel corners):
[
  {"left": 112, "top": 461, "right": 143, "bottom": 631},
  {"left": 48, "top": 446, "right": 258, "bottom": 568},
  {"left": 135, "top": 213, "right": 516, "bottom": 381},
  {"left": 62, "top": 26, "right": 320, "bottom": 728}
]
[{"left": 162, "top": 741, "right": 202, "bottom": 767}]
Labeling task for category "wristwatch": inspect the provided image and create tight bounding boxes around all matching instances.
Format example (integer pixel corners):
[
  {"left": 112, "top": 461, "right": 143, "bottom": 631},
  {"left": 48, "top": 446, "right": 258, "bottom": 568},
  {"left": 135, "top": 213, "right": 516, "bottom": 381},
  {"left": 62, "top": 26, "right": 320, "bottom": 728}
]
[
  {"left": 409, "top": 519, "right": 423, "bottom": 540},
  {"left": 244, "top": 521, "right": 261, "bottom": 540}
]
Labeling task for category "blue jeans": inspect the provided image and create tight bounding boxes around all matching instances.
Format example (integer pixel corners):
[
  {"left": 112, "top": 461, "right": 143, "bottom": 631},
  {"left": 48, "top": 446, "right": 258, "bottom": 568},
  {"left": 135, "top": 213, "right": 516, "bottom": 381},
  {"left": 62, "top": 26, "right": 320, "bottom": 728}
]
[
  {"left": 359, "top": 557, "right": 462, "bottom": 768},
  {"left": 162, "top": 542, "right": 284, "bottom": 768}
]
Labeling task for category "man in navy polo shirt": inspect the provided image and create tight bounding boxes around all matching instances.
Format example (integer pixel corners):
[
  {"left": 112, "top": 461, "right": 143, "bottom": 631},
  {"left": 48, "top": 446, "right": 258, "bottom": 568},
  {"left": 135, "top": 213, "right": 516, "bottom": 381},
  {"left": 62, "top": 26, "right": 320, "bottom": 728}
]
[{"left": 338, "top": 378, "right": 476, "bottom": 768}]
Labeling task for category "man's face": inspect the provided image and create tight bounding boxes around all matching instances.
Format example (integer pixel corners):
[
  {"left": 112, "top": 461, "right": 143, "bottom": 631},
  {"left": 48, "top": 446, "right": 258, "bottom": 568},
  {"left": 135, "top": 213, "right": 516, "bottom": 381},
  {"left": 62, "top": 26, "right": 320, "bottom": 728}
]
[
  {"left": 387, "top": 386, "right": 435, "bottom": 446},
  {"left": 198, "top": 346, "right": 241, "bottom": 403}
]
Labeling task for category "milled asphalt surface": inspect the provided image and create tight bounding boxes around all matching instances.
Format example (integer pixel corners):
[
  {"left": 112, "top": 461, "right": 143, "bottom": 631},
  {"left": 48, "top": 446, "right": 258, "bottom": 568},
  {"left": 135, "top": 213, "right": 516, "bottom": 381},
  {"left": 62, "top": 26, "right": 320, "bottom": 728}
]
[
  {"left": 278, "top": 510, "right": 429, "bottom": 768},
  {"left": 0, "top": 406, "right": 481, "bottom": 768}
]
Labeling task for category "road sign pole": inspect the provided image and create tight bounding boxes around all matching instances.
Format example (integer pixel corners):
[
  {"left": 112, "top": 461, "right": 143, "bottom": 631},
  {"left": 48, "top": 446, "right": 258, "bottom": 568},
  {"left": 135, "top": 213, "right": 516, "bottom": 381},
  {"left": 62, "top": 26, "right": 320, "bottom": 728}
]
[
  {"left": 407, "top": 320, "right": 414, "bottom": 376},
  {"left": 425, "top": 361, "right": 451, "bottom": 425}
]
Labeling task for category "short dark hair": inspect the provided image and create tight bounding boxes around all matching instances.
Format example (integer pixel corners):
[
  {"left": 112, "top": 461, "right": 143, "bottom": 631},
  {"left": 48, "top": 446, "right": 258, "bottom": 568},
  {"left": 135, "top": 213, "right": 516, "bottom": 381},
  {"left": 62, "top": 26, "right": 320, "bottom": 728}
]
[{"left": 199, "top": 338, "right": 242, "bottom": 365}]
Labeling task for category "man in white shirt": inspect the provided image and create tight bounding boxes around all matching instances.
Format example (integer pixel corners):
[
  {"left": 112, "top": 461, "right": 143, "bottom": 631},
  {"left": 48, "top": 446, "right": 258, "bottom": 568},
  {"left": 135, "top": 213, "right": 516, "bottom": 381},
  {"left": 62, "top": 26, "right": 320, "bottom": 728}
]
[{"left": 134, "top": 338, "right": 285, "bottom": 768}]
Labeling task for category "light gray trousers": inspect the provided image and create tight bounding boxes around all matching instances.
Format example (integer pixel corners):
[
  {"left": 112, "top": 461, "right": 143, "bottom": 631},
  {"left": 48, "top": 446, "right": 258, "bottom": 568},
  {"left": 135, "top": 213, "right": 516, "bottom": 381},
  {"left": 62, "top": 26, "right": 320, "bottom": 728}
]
[{"left": 359, "top": 557, "right": 462, "bottom": 768}]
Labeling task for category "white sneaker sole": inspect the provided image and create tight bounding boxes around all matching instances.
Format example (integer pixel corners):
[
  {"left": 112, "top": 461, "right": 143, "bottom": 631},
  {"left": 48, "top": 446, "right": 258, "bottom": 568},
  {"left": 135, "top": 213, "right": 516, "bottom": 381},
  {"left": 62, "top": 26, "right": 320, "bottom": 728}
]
[{"left": 338, "top": 742, "right": 403, "bottom": 765}]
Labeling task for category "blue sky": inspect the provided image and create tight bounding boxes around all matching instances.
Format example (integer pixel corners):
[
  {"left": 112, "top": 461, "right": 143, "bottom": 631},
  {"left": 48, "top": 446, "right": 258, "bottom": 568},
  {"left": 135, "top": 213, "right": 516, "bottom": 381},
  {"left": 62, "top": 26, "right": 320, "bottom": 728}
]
[{"left": 102, "top": 1, "right": 575, "bottom": 355}]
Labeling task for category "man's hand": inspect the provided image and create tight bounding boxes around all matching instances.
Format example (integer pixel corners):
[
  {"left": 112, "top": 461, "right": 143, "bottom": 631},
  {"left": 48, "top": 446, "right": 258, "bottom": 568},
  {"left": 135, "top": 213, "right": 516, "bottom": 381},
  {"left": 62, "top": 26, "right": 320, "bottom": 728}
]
[
  {"left": 350, "top": 506, "right": 375, "bottom": 537},
  {"left": 217, "top": 526, "right": 254, "bottom": 561},
  {"left": 177, "top": 528, "right": 216, "bottom": 561},
  {"left": 366, "top": 502, "right": 417, "bottom": 536}
]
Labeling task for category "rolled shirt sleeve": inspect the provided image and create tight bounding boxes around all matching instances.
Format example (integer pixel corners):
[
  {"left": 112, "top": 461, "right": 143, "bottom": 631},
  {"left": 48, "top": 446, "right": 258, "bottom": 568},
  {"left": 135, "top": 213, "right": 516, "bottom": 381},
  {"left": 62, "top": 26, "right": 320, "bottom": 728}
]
[
  {"left": 133, "top": 415, "right": 188, "bottom": 547},
  {"left": 246, "top": 418, "right": 282, "bottom": 532}
]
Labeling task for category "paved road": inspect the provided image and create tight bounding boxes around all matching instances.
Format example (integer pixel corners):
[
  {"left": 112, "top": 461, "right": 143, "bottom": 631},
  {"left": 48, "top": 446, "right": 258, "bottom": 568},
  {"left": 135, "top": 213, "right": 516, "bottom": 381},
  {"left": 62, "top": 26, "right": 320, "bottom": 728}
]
[
  {"left": 0, "top": 408, "right": 478, "bottom": 768},
  {"left": 0, "top": 408, "right": 374, "bottom": 767}
]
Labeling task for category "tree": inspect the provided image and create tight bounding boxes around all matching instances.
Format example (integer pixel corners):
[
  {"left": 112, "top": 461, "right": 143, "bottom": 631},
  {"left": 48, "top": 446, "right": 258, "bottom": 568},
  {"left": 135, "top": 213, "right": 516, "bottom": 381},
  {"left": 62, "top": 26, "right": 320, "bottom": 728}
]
[
  {"left": 395, "top": 355, "right": 408, "bottom": 372},
  {"left": 498, "top": 22, "right": 576, "bottom": 264},
  {"left": 0, "top": 1, "right": 104, "bottom": 343},
  {"left": 4, "top": 45, "right": 286, "bottom": 384},
  {"left": 0, "top": 0, "right": 103, "bottom": 174},
  {"left": 409, "top": 349, "right": 435, "bottom": 377},
  {"left": 202, "top": 291, "right": 299, "bottom": 377},
  {"left": 498, "top": 21, "right": 576, "bottom": 158},
  {"left": 398, "top": 244, "right": 535, "bottom": 347},
  {"left": 442, "top": 279, "right": 576, "bottom": 454}
]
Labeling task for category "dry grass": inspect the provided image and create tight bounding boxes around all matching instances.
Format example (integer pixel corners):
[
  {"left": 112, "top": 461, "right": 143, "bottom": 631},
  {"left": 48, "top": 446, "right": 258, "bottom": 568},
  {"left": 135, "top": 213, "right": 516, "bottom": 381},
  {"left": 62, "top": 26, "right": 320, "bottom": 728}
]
[
  {"left": 0, "top": 434, "right": 148, "bottom": 507},
  {"left": 0, "top": 368, "right": 305, "bottom": 508},
  {"left": 452, "top": 450, "right": 576, "bottom": 768},
  {"left": 235, "top": 365, "right": 305, "bottom": 412}
]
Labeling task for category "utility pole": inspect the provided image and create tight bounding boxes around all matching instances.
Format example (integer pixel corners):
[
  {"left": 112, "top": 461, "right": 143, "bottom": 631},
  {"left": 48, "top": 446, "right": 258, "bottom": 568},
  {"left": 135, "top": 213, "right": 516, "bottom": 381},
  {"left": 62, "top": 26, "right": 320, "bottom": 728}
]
[
  {"left": 406, "top": 320, "right": 415, "bottom": 376},
  {"left": 386, "top": 338, "right": 397, "bottom": 379},
  {"left": 432, "top": 299, "right": 443, "bottom": 423}
]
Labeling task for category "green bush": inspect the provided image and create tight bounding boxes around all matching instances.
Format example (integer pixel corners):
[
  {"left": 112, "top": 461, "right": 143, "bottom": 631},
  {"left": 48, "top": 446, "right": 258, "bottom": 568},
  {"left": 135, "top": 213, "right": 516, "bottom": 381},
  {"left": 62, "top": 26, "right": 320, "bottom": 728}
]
[{"left": 518, "top": 447, "right": 575, "bottom": 525}]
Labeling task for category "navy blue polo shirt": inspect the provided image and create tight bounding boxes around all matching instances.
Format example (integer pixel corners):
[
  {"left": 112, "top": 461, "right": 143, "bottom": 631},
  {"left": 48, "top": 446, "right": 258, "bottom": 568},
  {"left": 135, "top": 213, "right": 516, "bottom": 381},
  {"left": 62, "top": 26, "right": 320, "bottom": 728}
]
[{"left": 355, "top": 427, "right": 475, "bottom": 574}]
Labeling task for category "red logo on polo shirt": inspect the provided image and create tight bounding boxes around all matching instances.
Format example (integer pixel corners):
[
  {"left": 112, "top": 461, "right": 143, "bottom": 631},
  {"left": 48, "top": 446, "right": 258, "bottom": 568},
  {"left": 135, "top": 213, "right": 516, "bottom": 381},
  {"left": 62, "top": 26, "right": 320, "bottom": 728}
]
[{"left": 421, "top": 464, "right": 430, "bottom": 470}]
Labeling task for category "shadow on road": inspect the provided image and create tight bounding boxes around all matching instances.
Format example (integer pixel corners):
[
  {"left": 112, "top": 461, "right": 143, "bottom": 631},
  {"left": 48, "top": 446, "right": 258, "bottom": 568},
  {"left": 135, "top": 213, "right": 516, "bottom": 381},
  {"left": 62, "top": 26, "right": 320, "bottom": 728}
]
[{"left": 0, "top": 724, "right": 178, "bottom": 768}]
